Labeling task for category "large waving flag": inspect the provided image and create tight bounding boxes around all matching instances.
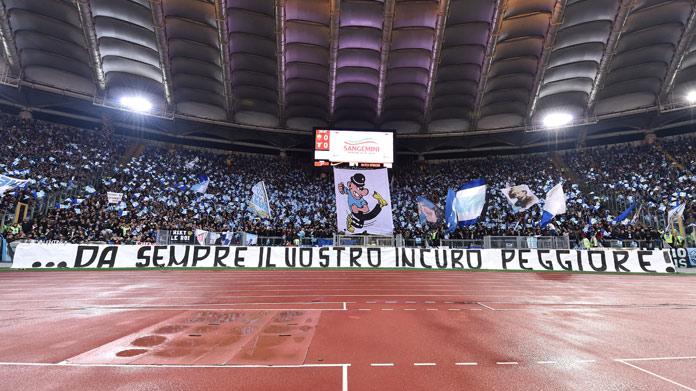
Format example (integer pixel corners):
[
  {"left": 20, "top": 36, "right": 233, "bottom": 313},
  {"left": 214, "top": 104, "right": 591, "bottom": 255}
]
[
  {"left": 613, "top": 202, "right": 636, "bottom": 225},
  {"left": 501, "top": 184, "right": 539, "bottom": 213},
  {"left": 444, "top": 189, "right": 457, "bottom": 233},
  {"left": 250, "top": 181, "right": 272, "bottom": 218},
  {"left": 540, "top": 183, "right": 566, "bottom": 228},
  {"left": 416, "top": 196, "right": 442, "bottom": 225},
  {"left": 446, "top": 179, "right": 486, "bottom": 228}
]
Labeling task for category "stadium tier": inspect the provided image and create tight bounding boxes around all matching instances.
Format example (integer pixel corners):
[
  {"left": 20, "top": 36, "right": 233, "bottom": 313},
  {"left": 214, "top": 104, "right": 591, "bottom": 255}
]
[{"left": 0, "top": 113, "right": 693, "bottom": 248}]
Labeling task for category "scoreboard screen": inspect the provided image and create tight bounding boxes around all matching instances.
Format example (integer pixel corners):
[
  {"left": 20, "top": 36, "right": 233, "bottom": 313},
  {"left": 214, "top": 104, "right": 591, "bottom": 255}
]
[{"left": 314, "top": 129, "right": 394, "bottom": 167}]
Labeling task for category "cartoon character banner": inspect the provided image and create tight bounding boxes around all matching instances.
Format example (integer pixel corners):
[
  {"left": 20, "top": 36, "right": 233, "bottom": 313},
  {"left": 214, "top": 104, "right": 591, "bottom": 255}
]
[
  {"left": 501, "top": 185, "right": 539, "bottom": 213},
  {"left": 334, "top": 168, "right": 393, "bottom": 235}
]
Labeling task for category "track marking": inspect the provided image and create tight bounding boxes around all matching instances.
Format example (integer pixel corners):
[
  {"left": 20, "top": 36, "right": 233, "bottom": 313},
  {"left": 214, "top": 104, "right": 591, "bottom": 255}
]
[
  {"left": 404, "top": 308, "right": 417, "bottom": 311},
  {"left": 358, "top": 309, "right": 371, "bottom": 311},
  {"left": 366, "top": 301, "right": 377, "bottom": 304},
  {"left": 424, "top": 301, "right": 436, "bottom": 304},
  {"left": 469, "top": 308, "right": 482, "bottom": 311},
  {"left": 455, "top": 362, "right": 478, "bottom": 366},
  {"left": 413, "top": 363, "right": 436, "bottom": 366},
  {"left": 496, "top": 362, "right": 518, "bottom": 365},
  {"left": 380, "top": 308, "right": 393, "bottom": 311},
  {"left": 537, "top": 361, "right": 556, "bottom": 364},
  {"left": 616, "top": 356, "right": 696, "bottom": 362},
  {"left": 477, "top": 302, "right": 496, "bottom": 311},
  {"left": 447, "top": 308, "right": 461, "bottom": 311},
  {"left": 0, "top": 361, "right": 350, "bottom": 369},
  {"left": 426, "top": 308, "right": 438, "bottom": 311},
  {"left": 342, "top": 364, "right": 348, "bottom": 391},
  {"left": 405, "top": 301, "right": 417, "bottom": 304},
  {"left": 385, "top": 301, "right": 397, "bottom": 304},
  {"left": 576, "top": 360, "right": 596, "bottom": 363},
  {"left": 370, "top": 363, "right": 394, "bottom": 367},
  {"left": 617, "top": 360, "right": 696, "bottom": 391}
]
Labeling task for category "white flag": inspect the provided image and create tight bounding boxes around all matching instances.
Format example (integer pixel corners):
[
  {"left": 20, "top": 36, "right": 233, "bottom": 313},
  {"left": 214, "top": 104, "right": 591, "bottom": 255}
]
[
  {"left": 541, "top": 183, "right": 566, "bottom": 227},
  {"left": 107, "top": 192, "right": 123, "bottom": 204},
  {"left": 501, "top": 185, "right": 539, "bottom": 213}
]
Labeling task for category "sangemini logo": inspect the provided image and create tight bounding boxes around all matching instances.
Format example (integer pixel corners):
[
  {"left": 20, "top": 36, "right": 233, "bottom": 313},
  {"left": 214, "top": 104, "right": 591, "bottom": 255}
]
[{"left": 343, "top": 139, "right": 380, "bottom": 154}]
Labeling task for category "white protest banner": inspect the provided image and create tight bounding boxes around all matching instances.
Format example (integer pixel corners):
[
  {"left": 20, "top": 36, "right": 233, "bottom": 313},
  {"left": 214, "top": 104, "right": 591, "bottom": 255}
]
[
  {"left": 12, "top": 244, "right": 676, "bottom": 273},
  {"left": 107, "top": 192, "right": 123, "bottom": 204}
]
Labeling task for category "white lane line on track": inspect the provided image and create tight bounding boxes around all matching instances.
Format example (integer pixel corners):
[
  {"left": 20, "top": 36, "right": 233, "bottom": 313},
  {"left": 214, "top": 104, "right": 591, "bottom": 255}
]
[
  {"left": 358, "top": 309, "right": 371, "bottom": 311},
  {"left": 447, "top": 308, "right": 461, "bottom": 311},
  {"left": 576, "top": 360, "right": 596, "bottom": 363},
  {"left": 404, "top": 308, "right": 417, "bottom": 311},
  {"left": 477, "top": 302, "right": 496, "bottom": 311},
  {"left": 413, "top": 363, "right": 436, "bottom": 366},
  {"left": 615, "top": 356, "right": 696, "bottom": 362},
  {"left": 617, "top": 360, "right": 696, "bottom": 391},
  {"left": 0, "top": 362, "right": 351, "bottom": 369},
  {"left": 426, "top": 308, "right": 438, "bottom": 311},
  {"left": 469, "top": 308, "right": 483, "bottom": 311},
  {"left": 405, "top": 301, "right": 417, "bottom": 304},
  {"left": 424, "top": 301, "right": 436, "bottom": 304},
  {"left": 380, "top": 308, "right": 393, "bottom": 311},
  {"left": 370, "top": 363, "right": 394, "bottom": 367},
  {"left": 496, "top": 362, "right": 518, "bottom": 365},
  {"left": 537, "top": 361, "right": 556, "bottom": 364},
  {"left": 342, "top": 365, "right": 348, "bottom": 391},
  {"left": 455, "top": 362, "right": 478, "bottom": 366},
  {"left": 385, "top": 301, "right": 397, "bottom": 304}
]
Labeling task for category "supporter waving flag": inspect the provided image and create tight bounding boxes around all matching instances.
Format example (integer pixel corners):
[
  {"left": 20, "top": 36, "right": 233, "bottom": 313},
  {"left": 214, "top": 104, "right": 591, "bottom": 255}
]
[
  {"left": 540, "top": 183, "right": 566, "bottom": 228},
  {"left": 612, "top": 202, "right": 636, "bottom": 225},
  {"left": 416, "top": 196, "right": 442, "bottom": 225},
  {"left": 191, "top": 175, "right": 209, "bottom": 194}
]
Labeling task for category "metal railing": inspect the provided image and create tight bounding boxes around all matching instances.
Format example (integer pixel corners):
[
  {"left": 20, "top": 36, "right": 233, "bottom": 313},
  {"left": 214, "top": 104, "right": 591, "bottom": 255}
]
[{"left": 484, "top": 236, "right": 570, "bottom": 249}]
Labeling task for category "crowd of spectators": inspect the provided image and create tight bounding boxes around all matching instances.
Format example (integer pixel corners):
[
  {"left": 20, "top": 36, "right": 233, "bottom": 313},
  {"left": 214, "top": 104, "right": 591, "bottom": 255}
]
[{"left": 0, "top": 113, "right": 694, "bottom": 246}]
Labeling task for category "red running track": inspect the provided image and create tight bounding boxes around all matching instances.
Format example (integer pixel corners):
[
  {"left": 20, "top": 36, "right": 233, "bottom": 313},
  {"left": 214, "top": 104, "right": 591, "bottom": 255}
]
[{"left": 1, "top": 269, "right": 696, "bottom": 390}]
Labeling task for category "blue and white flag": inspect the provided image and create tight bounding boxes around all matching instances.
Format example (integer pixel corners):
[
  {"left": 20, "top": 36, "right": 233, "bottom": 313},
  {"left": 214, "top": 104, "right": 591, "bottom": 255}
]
[
  {"left": 0, "top": 174, "right": 29, "bottom": 196},
  {"left": 184, "top": 157, "right": 199, "bottom": 169},
  {"left": 540, "top": 183, "right": 566, "bottom": 228},
  {"left": 191, "top": 175, "right": 209, "bottom": 194},
  {"left": 444, "top": 189, "right": 457, "bottom": 233},
  {"left": 84, "top": 185, "right": 96, "bottom": 194},
  {"left": 613, "top": 202, "right": 636, "bottom": 225},
  {"left": 250, "top": 181, "right": 272, "bottom": 219},
  {"left": 667, "top": 202, "right": 686, "bottom": 228},
  {"left": 453, "top": 179, "right": 487, "bottom": 227},
  {"left": 416, "top": 196, "right": 442, "bottom": 225}
]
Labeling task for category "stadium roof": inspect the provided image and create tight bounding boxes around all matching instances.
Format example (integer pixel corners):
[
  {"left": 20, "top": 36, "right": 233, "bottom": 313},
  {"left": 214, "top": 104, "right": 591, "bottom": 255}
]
[{"left": 1, "top": 0, "right": 696, "bottom": 155}]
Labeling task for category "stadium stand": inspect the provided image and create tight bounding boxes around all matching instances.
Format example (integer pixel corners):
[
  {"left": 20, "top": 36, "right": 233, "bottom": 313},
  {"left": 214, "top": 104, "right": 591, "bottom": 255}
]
[{"left": 0, "top": 113, "right": 694, "bottom": 247}]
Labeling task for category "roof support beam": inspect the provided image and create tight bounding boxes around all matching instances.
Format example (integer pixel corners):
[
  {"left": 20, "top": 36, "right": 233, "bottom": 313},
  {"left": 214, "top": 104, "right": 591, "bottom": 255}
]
[
  {"left": 528, "top": 0, "right": 568, "bottom": 120},
  {"left": 275, "top": 0, "right": 287, "bottom": 126},
  {"left": 149, "top": 0, "right": 174, "bottom": 106},
  {"left": 422, "top": 0, "right": 451, "bottom": 131},
  {"left": 0, "top": 0, "right": 20, "bottom": 76},
  {"left": 75, "top": 0, "right": 105, "bottom": 92},
  {"left": 471, "top": 0, "right": 505, "bottom": 130},
  {"left": 659, "top": 3, "right": 696, "bottom": 104},
  {"left": 214, "top": 0, "right": 234, "bottom": 119},
  {"left": 376, "top": 0, "right": 396, "bottom": 123},
  {"left": 328, "top": 0, "right": 341, "bottom": 122},
  {"left": 587, "top": 0, "right": 634, "bottom": 114}
]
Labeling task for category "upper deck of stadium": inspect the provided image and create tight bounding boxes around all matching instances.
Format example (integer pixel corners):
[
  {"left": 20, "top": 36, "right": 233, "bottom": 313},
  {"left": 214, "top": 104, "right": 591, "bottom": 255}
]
[{"left": 1, "top": 0, "right": 696, "bottom": 156}]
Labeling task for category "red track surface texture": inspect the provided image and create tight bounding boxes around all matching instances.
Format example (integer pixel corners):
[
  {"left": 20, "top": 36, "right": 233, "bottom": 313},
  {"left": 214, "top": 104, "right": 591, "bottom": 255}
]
[{"left": 1, "top": 269, "right": 696, "bottom": 390}]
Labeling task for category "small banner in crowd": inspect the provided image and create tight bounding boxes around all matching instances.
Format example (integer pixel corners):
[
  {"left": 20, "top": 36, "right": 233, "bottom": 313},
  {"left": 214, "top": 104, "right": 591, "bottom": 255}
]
[
  {"left": 416, "top": 196, "right": 442, "bottom": 225},
  {"left": 107, "top": 192, "right": 124, "bottom": 204},
  {"left": 501, "top": 185, "right": 539, "bottom": 213},
  {"left": 250, "top": 181, "right": 272, "bottom": 218},
  {"left": 334, "top": 168, "right": 394, "bottom": 235},
  {"left": 0, "top": 174, "right": 29, "bottom": 196},
  {"left": 194, "top": 229, "right": 208, "bottom": 245}
]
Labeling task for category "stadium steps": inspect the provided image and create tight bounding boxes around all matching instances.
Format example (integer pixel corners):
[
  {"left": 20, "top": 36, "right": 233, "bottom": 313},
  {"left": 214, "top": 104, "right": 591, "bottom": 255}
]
[
  {"left": 550, "top": 152, "right": 588, "bottom": 192},
  {"left": 120, "top": 143, "right": 145, "bottom": 165},
  {"left": 652, "top": 141, "right": 693, "bottom": 176}
]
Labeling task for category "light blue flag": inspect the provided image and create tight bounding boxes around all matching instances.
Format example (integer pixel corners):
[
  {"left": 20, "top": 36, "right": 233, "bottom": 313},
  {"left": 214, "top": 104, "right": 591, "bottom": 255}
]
[
  {"left": 444, "top": 189, "right": 457, "bottom": 233},
  {"left": 250, "top": 181, "right": 272, "bottom": 218},
  {"left": 191, "top": 175, "right": 209, "bottom": 194},
  {"left": 454, "top": 179, "right": 487, "bottom": 227}
]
